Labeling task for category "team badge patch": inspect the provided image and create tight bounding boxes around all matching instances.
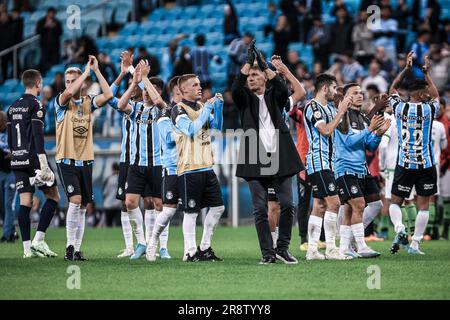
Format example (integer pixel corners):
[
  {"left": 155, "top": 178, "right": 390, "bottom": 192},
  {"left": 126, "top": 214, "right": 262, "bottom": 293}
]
[
  {"left": 351, "top": 185, "right": 358, "bottom": 194},
  {"left": 328, "top": 183, "right": 336, "bottom": 192},
  {"left": 188, "top": 199, "right": 196, "bottom": 208},
  {"left": 37, "top": 110, "right": 44, "bottom": 118},
  {"left": 166, "top": 191, "right": 173, "bottom": 200},
  {"left": 118, "top": 187, "right": 123, "bottom": 195},
  {"left": 313, "top": 111, "right": 322, "bottom": 119},
  {"left": 67, "top": 185, "right": 74, "bottom": 193}
]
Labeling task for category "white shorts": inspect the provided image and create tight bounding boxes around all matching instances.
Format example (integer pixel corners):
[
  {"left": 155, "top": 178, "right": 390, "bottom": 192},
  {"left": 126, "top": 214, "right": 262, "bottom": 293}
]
[
  {"left": 440, "top": 168, "right": 450, "bottom": 197},
  {"left": 384, "top": 169, "right": 414, "bottom": 200}
]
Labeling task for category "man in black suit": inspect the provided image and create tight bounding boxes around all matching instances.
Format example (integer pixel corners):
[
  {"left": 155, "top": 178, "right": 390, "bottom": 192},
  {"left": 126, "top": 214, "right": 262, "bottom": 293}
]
[{"left": 231, "top": 42, "right": 303, "bottom": 264}]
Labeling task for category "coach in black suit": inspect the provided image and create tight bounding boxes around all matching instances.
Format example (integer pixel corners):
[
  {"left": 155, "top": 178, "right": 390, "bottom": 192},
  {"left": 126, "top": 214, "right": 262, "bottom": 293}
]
[{"left": 231, "top": 43, "right": 303, "bottom": 264}]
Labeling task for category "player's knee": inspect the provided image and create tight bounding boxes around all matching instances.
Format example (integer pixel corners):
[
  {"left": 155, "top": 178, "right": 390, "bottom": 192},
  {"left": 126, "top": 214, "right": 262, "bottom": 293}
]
[
  {"left": 153, "top": 198, "right": 163, "bottom": 211},
  {"left": 143, "top": 197, "right": 154, "bottom": 210},
  {"left": 351, "top": 198, "right": 366, "bottom": 214},
  {"left": 125, "top": 196, "right": 138, "bottom": 210},
  {"left": 327, "top": 198, "right": 340, "bottom": 213},
  {"left": 44, "top": 187, "right": 60, "bottom": 202}
]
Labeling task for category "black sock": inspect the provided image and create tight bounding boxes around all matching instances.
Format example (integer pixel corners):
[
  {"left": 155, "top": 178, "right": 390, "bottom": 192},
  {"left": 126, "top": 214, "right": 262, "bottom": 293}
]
[
  {"left": 37, "top": 199, "right": 58, "bottom": 233},
  {"left": 18, "top": 205, "right": 32, "bottom": 242}
]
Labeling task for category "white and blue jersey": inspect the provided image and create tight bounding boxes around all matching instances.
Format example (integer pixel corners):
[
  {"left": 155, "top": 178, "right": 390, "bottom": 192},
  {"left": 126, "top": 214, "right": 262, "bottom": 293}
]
[
  {"left": 390, "top": 94, "right": 439, "bottom": 169},
  {"left": 334, "top": 126, "right": 381, "bottom": 179},
  {"left": 106, "top": 84, "right": 133, "bottom": 164},
  {"left": 129, "top": 102, "right": 162, "bottom": 167},
  {"left": 157, "top": 102, "right": 177, "bottom": 176},
  {"left": 304, "top": 99, "right": 337, "bottom": 174}
]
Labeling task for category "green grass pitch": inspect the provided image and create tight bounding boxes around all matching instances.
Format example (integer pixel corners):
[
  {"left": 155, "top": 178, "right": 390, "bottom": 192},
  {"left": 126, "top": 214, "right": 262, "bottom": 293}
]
[{"left": 1, "top": 226, "right": 449, "bottom": 300}]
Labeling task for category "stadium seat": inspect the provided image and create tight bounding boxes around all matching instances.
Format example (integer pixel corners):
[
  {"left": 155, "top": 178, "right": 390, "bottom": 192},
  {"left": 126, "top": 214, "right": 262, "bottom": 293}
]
[{"left": 114, "top": 6, "right": 130, "bottom": 25}]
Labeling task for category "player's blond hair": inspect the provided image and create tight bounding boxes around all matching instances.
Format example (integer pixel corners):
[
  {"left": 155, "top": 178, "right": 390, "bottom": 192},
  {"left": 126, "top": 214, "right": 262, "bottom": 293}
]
[{"left": 64, "top": 67, "right": 82, "bottom": 76}]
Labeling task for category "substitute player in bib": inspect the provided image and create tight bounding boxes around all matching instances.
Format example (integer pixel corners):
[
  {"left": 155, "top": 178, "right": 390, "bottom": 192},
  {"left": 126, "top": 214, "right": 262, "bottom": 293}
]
[
  {"left": 146, "top": 75, "right": 182, "bottom": 261},
  {"left": 56, "top": 56, "right": 113, "bottom": 261},
  {"left": 7, "top": 69, "right": 60, "bottom": 258},
  {"left": 303, "top": 74, "right": 352, "bottom": 260},
  {"left": 171, "top": 74, "right": 225, "bottom": 262},
  {"left": 388, "top": 52, "right": 441, "bottom": 255}
]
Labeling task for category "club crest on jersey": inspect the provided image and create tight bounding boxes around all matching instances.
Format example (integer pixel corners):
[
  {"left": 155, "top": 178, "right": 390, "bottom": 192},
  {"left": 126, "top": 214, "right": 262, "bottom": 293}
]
[
  {"left": 188, "top": 199, "right": 196, "bottom": 208},
  {"left": 37, "top": 110, "right": 44, "bottom": 118},
  {"left": 67, "top": 185, "right": 74, "bottom": 193},
  {"left": 166, "top": 191, "right": 173, "bottom": 200},
  {"left": 351, "top": 185, "right": 358, "bottom": 194},
  {"left": 328, "top": 183, "right": 336, "bottom": 192},
  {"left": 314, "top": 111, "right": 322, "bottom": 119}
]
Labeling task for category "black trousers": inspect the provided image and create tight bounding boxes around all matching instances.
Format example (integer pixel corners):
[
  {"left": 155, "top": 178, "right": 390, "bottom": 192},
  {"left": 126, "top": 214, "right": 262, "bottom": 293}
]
[
  {"left": 247, "top": 176, "right": 294, "bottom": 258},
  {"left": 296, "top": 175, "right": 311, "bottom": 242}
]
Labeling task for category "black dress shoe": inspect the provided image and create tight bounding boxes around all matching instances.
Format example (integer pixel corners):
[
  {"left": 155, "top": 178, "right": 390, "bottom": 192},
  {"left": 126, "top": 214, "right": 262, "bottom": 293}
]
[
  {"left": 276, "top": 249, "right": 299, "bottom": 264},
  {"left": 259, "top": 256, "right": 276, "bottom": 265}
]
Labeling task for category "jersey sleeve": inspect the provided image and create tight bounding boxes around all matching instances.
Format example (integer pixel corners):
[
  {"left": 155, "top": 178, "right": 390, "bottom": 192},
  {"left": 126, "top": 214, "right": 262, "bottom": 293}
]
[
  {"left": 389, "top": 94, "right": 402, "bottom": 112},
  {"left": 430, "top": 98, "right": 440, "bottom": 118},
  {"left": 305, "top": 101, "right": 325, "bottom": 128},
  {"left": 31, "top": 99, "right": 46, "bottom": 125},
  {"left": 90, "top": 94, "right": 101, "bottom": 112},
  {"left": 55, "top": 94, "right": 67, "bottom": 123},
  {"left": 30, "top": 100, "right": 46, "bottom": 154}
]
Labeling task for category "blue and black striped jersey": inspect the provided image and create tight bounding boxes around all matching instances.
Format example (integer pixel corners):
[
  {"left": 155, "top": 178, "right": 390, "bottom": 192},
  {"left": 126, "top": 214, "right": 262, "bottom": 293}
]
[
  {"left": 389, "top": 94, "right": 440, "bottom": 169},
  {"left": 303, "top": 99, "right": 337, "bottom": 174}
]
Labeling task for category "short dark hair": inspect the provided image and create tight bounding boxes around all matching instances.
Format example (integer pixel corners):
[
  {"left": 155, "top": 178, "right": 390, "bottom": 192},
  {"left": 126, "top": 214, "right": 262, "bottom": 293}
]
[
  {"left": 314, "top": 73, "right": 337, "bottom": 93},
  {"left": 21, "top": 69, "right": 42, "bottom": 88},
  {"left": 366, "top": 84, "right": 380, "bottom": 94},
  {"left": 47, "top": 7, "right": 56, "bottom": 13},
  {"left": 343, "top": 82, "right": 359, "bottom": 96},
  {"left": 177, "top": 74, "right": 198, "bottom": 89},
  {"left": 112, "top": 162, "right": 120, "bottom": 172},
  {"left": 195, "top": 34, "right": 206, "bottom": 46},
  {"left": 149, "top": 77, "right": 164, "bottom": 92},
  {"left": 168, "top": 76, "right": 181, "bottom": 93},
  {"left": 408, "top": 79, "right": 428, "bottom": 93}
]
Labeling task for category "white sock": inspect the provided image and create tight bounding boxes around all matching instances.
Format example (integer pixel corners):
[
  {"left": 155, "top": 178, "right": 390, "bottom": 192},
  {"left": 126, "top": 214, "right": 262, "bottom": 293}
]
[
  {"left": 145, "top": 209, "right": 156, "bottom": 243},
  {"left": 33, "top": 231, "right": 45, "bottom": 242},
  {"left": 129, "top": 207, "right": 146, "bottom": 245},
  {"left": 339, "top": 225, "right": 352, "bottom": 253},
  {"left": 200, "top": 205, "right": 224, "bottom": 251},
  {"left": 351, "top": 223, "right": 368, "bottom": 252},
  {"left": 389, "top": 203, "right": 406, "bottom": 233},
  {"left": 363, "top": 200, "right": 382, "bottom": 228},
  {"left": 307, "top": 215, "right": 323, "bottom": 251},
  {"left": 324, "top": 211, "right": 338, "bottom": 249},
  {"left": 23, "top": 240, "right": 31, "bottom": 253},
  {"left": 271, "top": 226, "right": 279, "bottom": 249},
  {"left": 411, "top": 210, "right": 429, "bottom": 249},
  {"left": 337, "top": 206, "right": 345, "bottom": 231},
  {"left": 150, "top": 207, "right": 176, "bottom": 247},
  {"left": 183, "top": 212, "right": 198, "bottom": 256},
  {"left": 74, "top": 208, "right": 86, "bottom": 252},
  {"left": 66, "top": 202, "right": 80, "bottom": 247},
  {"left": 121, "top": 211, "right": 133, "bottom": 250}
]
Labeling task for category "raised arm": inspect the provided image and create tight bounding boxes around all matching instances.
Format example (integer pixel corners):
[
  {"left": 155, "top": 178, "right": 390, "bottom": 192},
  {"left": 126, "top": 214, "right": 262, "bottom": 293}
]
[
  {"left": 58, "top": 61, "right": 90, "bottom": 106},
  {"left": 140, "top": 59, "right": 167, "bottom": 109},
  {"left": 390, "top": 51, "right": 413, "bottom": 95},
  {"left": 209, "top": 93, "right": 224, "bottom": 130},
  {"left": 253, "top": 44, "right": 276, "bottom": 80},
  {"left": 118, "top": 64, "right": 141, "bottom": 114},
  {"left": 315, "top": 97, "right": 352, "bottom": 137},
  {"left": 89, "top": 55, "right": 113, "bottom": 107},
  {"left": 271, "top": 55, "right": 306, "bottom": 105},
  {"left": 231, "top": 45, "right": 255, "bottom": 109},
  {"left": 422, "top": 55, "right": 439, "bottom": 100},
  {"left": 111, "top": 50, "right": 134, "bottom": 95},
  {"left": 173, "top": 99, "right": 215, "bottom": 137}
]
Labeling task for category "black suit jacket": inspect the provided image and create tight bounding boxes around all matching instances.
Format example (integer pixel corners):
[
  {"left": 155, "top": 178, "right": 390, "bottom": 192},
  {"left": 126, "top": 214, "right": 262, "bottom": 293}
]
[{"left": 231, "top": 73, "right": 303, "bottom": 179}]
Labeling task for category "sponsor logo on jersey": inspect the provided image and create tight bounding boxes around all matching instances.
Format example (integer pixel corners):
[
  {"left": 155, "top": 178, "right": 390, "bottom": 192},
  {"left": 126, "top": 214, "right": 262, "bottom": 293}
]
[
  {"left": 11, "top": 159, "right": 29, "bottom": 166},
  {"left": 73, "top": 126, "right": 88, "bottom": 135}
]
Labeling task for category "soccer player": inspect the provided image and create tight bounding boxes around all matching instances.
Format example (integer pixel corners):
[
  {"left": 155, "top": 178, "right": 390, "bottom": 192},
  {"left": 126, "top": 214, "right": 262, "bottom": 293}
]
[
  {"left": 104, "top": 50, "right": 137, "bottom": 258},
  {"left": 56, "top": 56, "right": 113, "bottom": 261},
  {"left": 388, "top": 52, "right": 440, "bottom": 255},
  {"left": 171, "top": 74, "right": 225, "bottom": 262},
  {"left": 7, "top": 69, "right": 60, "bottom": 258},
  {"left": 303, "top": 74, "right": 352, "bottom": 260},
  {"left": 146, "top": 75, "right": 181, "bottom": 261},
  {"left": 334, "top": 88, "right": 391, "bottom": 258},
  {"left": 425, "top": 100, "right": 447, "bottom": 239}
]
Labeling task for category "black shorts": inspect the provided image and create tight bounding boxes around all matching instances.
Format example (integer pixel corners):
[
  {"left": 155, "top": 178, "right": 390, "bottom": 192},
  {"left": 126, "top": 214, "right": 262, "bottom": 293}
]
[
  {"left": 116, "top": 162, "right": 129, "bottom": 201},
  {"left": 363, "top": 174, "right": 380, "bottom": 198},
  {"left": 13, "top": 165, "right": 57, "bottom": 194},
  {"left": 337, "top": 175, "right": 365, "bottom": 203},
  {"left": 392, "top": 165, "right": 437, "bottom": 198},
  {"left": 179, "top": 170, "right": 224, "bottom": 213},
  {"left": 56, "top": 162, "right": 93, "bottom": 204},
  {"left": 308, "top": 169, "right": 339, "bottom": 199},
  {"left": 126, "top": 165, "right": 162, "bottom": 198},
  {"left": 162, "top": 174, "right": 180, "bottom": 205}
]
